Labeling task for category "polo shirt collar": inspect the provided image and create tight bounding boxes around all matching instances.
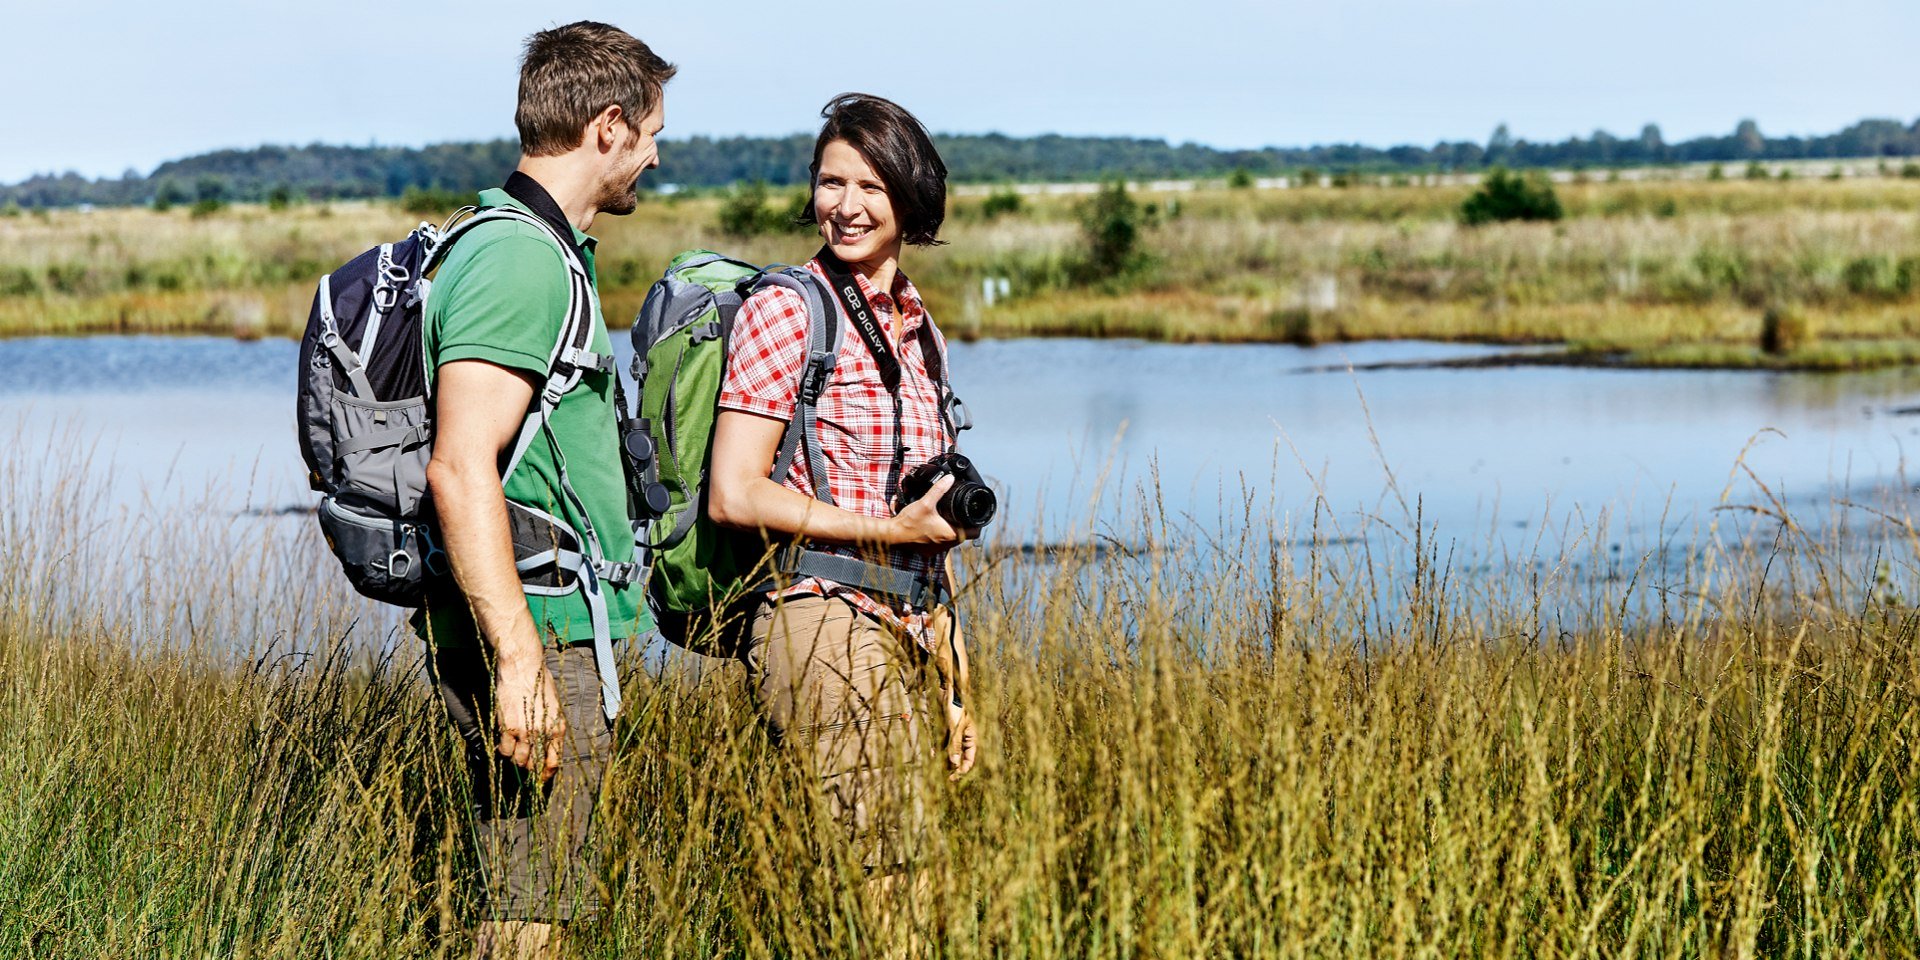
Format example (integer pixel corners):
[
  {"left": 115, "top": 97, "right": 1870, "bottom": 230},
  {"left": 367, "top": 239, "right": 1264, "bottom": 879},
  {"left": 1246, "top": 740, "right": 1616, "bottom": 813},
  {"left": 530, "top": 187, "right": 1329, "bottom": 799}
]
[{"left": 479, "top": 173, "right": 596, "bottom": 253}]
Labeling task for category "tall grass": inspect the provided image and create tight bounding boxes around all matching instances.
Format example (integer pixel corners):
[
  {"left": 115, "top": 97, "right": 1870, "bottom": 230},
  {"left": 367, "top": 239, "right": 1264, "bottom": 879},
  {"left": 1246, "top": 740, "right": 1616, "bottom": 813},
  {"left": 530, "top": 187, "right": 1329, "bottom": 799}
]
[
  {"left": 4, "top": 178, "right": 1919, "bottom": 366},
  {"left": 6, "top": 425, "right": 1920, "bottom": 957}
]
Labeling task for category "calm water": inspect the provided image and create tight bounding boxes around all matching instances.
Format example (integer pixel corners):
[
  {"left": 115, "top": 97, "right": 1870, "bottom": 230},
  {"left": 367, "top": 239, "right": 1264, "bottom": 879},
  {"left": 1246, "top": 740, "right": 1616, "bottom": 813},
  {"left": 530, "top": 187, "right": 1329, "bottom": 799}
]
[{"left": 5, "top": 334, "right": 1920, "bottom": 557}]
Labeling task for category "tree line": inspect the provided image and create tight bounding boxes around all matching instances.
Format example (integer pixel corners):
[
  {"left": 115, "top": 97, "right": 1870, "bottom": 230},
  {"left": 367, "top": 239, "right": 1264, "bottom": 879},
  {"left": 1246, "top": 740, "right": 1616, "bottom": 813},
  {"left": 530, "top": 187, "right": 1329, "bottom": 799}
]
[{"left": 5, "top": 116, "right": 1919, "bottom": 209}]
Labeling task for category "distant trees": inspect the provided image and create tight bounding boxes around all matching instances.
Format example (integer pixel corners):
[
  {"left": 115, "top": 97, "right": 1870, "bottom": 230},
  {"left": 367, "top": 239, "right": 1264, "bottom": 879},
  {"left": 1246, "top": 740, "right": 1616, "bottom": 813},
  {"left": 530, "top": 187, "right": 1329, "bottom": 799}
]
[
  {"left": 8, "top": 115, "right": 1920, "bottom": 209},
  {"left": 1460, "top": 169, "right": 1563, "bottom": 225}
]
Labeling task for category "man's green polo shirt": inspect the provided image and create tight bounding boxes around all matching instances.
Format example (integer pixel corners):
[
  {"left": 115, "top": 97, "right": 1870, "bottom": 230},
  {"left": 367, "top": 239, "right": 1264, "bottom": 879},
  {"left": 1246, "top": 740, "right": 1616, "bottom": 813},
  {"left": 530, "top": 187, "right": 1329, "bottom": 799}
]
[{"left": 415, "top": 187, "right": 647, "bottom": 647}]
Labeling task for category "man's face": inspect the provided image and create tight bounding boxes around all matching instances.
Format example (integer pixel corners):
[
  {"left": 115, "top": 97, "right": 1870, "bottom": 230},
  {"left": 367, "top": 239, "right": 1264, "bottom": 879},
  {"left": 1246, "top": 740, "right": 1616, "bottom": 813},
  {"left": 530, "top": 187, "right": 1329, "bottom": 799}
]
[{"left": 596, "top": 100, "right": 664, "bottom": 216}]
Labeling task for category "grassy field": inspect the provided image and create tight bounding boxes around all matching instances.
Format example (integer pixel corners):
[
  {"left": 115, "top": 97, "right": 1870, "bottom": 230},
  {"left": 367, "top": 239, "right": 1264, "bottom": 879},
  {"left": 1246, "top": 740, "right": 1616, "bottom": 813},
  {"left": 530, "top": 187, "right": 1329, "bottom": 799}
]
[
  {"left": 3, "top": 172, "right": 1919, "bottom": 367},
  {"left": 8, "top": 428, "right": 1920, "bottom": 956}
]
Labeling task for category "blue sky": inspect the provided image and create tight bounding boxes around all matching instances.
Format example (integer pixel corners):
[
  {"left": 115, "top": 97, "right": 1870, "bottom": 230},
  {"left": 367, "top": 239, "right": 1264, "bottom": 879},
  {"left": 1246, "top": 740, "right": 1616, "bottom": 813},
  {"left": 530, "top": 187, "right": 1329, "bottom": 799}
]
[{"left": 4, "top": 0, "right": 1915, "bottom": 183}]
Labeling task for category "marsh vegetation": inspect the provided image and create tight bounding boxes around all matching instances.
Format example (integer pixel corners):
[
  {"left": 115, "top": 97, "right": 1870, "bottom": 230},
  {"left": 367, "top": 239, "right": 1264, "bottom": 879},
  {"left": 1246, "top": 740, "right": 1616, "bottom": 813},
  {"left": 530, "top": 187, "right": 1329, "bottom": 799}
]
[
  {"left": 7, "top": 425, "right": 1920, "bottom": 955},
  {"left": 4, "top": 172, "right": 1919, "bottom": 368}
]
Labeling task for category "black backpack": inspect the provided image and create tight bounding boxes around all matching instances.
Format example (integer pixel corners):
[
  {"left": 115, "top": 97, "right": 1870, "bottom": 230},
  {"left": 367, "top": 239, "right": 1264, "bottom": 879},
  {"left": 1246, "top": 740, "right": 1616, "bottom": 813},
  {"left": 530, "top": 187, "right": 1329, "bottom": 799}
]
[{"left": 295, "top": 207, "right": 631, "bottom": 605}]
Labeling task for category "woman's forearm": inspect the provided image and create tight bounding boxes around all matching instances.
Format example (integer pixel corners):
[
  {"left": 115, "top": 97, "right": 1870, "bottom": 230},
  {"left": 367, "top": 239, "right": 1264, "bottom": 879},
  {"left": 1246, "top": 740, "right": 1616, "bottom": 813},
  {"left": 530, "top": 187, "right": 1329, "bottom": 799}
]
[{"left": 711, "top": 473, "right": 903, "bottom": 547}]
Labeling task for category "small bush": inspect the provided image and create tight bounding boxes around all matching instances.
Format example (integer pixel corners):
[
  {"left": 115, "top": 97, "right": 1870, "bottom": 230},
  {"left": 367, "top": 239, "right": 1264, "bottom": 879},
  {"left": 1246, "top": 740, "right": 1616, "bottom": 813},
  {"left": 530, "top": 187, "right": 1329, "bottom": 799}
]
[
  {"left": 1761, "top": 305, "right": 1812, "bottom": 355},
  {"left": 981, "top": 188, "right": 1023, "bottom": 219},
  {"left": 152, "top": 179, "right": 187, "bottom": 212},
  {"left": 1227, "top": 168, "right": 1255, "bottom": 190},
  {"left": 0, "top": 201, "right": 19, "bottom": 218},
  {"left": 266, "top": 185, "right": 295, "bottom": 211},
  {"left": 1707, "top": 163, "right": 1726, "bottom": 181},
  {"left": 1076, "top": 180, "right": 1149, "bottom": 280},
  {"left": 1295, "top": 168, "right": 1320, "bottom": 188},
  {"left": 189, "top": 176, "right": 229, "bottom": 218},
  {"left": 1459, "top": 168, "right": 1564, "bottom": 226},
  {"left": 717, "top": 181, "right": 801, "bottom": 238},
  {"left": 400, "top": 187, "right": 467, "bottom": 216},
  {"left": 1843, "top": 255, "right": 1902, "bottom": 299},
  {"left": 1901, "top": 162, "right": 1920, "bottom": 180},
  {"left": 1745, "top": 162, "right": 1769, "bottom": 180}
]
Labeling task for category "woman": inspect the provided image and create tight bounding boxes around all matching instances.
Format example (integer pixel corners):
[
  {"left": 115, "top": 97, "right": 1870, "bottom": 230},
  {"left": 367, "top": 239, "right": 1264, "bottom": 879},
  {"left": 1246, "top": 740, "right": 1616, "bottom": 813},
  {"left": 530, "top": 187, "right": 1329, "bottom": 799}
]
[{"left": 707, "top": 93, "right": 980, "bottom": 876}]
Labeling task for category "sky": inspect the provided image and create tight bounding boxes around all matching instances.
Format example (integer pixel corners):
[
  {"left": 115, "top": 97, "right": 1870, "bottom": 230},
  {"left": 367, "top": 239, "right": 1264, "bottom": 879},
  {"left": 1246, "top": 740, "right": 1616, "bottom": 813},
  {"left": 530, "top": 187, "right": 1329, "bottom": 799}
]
[{"left": 3, "top": 0, "right": 1916, "bottom": 184}]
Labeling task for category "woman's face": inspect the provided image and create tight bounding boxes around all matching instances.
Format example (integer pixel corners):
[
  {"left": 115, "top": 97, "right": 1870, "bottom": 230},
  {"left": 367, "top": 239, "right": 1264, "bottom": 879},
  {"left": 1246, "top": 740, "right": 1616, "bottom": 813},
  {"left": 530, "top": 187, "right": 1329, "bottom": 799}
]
[{"left": 813, "top": 139, "right": 900, "bottom": 270}]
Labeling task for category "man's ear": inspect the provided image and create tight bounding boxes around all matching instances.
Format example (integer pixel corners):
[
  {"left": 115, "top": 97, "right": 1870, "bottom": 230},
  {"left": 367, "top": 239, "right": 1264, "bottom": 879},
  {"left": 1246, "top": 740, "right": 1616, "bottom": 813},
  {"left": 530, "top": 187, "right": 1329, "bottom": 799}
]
[{"left": 594, "top": 104, "right": 626, "bottom": 153}]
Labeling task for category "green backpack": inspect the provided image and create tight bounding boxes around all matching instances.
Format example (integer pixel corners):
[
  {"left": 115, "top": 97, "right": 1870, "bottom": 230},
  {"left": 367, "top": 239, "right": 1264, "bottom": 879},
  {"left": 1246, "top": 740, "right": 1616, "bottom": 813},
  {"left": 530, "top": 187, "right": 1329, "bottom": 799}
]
[{"left": 627, "top": 250, "right": 960, "bottom": 653}]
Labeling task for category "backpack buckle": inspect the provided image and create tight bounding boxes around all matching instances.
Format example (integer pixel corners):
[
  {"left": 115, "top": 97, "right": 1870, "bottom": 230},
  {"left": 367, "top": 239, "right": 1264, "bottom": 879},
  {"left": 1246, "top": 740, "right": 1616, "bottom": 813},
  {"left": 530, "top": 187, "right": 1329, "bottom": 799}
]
[{"left": 799, "top": 351, "right": 832, "bottom": 404}]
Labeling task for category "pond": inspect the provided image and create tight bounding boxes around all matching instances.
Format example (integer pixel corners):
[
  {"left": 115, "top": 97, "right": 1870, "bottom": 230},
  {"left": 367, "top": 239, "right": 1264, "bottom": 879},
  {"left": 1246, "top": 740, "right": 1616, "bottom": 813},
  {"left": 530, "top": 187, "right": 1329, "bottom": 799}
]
[{"left": 5, "top": 333, "right": 1919, "bottom": 556}]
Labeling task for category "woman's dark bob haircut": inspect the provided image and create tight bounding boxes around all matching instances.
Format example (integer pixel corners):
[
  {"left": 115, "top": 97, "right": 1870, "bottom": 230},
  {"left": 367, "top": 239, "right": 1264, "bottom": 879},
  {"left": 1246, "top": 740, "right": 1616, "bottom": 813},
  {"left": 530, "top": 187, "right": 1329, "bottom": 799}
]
[{"left": 800, "top": 93, "right": 948, "bottom": 246}]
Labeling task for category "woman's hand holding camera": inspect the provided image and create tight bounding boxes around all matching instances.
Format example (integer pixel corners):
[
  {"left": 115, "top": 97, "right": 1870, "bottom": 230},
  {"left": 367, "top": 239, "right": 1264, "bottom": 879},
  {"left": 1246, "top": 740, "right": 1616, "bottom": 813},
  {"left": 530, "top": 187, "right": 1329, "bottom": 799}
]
[{"left": 891, "top": 474, "right": 979, "bottom": 548}]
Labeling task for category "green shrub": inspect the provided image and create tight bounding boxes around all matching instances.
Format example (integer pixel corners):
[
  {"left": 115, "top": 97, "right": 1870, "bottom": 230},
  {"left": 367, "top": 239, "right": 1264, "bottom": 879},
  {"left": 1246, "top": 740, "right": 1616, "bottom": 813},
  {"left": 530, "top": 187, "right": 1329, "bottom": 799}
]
[
  {"left": 1761, "top": 305, "right": 1812, "bottom": 355},
  {"left": 0, "top": 266, "right": 39, "bottom": 296},
  {"left": 1296, "top": 167, "right": 1321, "bottom": 188},
  {"left": 981, "top": 188, "right": 1023, "bottom": 219},
  {"left": 1901, "top": 162, "right": 1920, "bottom": 180},
  {"left": 152, "top": 179, "right": 187, "bottom": 212},
  {"left": 1707, "top": 163, "right": 1726, "bottom": 181},
  {"left": 1227, "top": 168, "right": 1255, "bottom": 190},
  {"left": 1460, "top": 168, "right": 1564, "bottom": 225},
  {"left": 1745, "top": 162, "right": 1769, "bottom": 180},
  {"left": 266, "top": 184, "right": 295, "bottom": 211},
  {"left": 1077, "top": 180, "right": 1149, "bottom": 280},
  {"left": 189, "top": 176, "right": 229, "bottom": 218},
  {"left": 716, "top": 181, "right": 800, "bottom": 238},
  {"left": 1843, "top": 255, "right": 1902, "bottom": 298},
  {"left": 399, "top": 187, "right": 467, "bottom": 215}
]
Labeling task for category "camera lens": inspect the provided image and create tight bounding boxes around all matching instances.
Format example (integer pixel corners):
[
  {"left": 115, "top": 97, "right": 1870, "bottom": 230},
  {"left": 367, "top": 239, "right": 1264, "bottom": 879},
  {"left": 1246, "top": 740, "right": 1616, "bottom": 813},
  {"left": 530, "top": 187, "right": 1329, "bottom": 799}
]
[{"left": 951, "top": 484, "right": 997, "bottom": 528}]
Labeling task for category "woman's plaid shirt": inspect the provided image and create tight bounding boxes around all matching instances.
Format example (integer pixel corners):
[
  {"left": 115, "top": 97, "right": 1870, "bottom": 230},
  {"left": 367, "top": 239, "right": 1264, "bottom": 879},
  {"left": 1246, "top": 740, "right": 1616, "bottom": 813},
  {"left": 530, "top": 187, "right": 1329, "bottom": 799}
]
[{"left": 716, "top": 259, "right": 952, "bottom": 647}]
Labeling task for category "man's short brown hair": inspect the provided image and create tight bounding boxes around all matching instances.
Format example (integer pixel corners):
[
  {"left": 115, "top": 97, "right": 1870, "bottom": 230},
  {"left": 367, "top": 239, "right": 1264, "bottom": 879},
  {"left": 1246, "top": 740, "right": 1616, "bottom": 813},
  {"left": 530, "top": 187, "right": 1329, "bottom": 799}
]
[{"left": 516, "top": 21, "right": 676, "bottom": 157}]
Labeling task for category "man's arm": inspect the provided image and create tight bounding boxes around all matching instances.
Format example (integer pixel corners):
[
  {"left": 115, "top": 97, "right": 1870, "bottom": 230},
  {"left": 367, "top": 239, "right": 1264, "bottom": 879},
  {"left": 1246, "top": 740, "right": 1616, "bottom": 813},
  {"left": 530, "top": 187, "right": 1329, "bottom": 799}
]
[{"left": 425, "top": 358, "right": 564, "bottom": 782}]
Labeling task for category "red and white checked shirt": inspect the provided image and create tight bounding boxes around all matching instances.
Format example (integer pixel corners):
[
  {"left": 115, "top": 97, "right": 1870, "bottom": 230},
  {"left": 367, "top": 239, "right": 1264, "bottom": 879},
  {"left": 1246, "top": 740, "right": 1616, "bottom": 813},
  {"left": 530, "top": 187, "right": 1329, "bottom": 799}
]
[{"left": 716, "top": 259, "right": 954, "bottom": 646}]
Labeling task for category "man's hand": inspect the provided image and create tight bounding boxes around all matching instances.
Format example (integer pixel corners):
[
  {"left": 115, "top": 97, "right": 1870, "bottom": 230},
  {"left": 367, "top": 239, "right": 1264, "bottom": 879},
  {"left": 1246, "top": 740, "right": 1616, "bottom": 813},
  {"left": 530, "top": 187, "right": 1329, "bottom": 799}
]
[
  {"left": 494, "top": 648, "right": 566, "bottom": 782},
  {"left": 426, "top": 358, "right": 563, "bottom": 780}
]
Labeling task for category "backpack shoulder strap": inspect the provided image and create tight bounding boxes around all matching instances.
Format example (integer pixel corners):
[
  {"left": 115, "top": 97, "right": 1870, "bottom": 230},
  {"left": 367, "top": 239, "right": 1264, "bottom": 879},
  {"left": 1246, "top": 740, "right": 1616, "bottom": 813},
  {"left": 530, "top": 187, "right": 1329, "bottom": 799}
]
[
  {"left": 432, "top": 204, "right": 631, "bottom": 721},
  {"left": 755, "top": 267, "right": 842, "bottom": 504}
]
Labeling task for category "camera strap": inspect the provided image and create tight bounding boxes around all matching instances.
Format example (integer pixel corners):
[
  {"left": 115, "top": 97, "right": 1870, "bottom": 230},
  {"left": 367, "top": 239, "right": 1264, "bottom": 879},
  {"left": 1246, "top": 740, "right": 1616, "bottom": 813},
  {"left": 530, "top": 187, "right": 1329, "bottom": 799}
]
[
  {"left": 816, "top": 247, "right": 912, "bottom": 499},
  {"left": 814, "top": 245, "right": 962, "bottom": 434}
]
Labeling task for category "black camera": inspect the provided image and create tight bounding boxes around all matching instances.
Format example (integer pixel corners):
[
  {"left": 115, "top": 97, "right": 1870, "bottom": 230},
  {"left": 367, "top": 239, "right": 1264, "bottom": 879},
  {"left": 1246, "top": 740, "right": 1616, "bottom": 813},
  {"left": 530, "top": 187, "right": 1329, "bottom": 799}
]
[{"left": 897, "top": 452, "right": 997, "bottom": 529}]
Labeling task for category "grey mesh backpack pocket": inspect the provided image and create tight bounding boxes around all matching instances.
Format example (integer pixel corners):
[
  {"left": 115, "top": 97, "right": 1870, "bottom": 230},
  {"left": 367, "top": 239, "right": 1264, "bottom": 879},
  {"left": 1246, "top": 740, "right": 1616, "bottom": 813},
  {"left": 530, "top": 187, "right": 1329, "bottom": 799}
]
[{"left": 326, "top": 392, "right": 432, "bottom": 514}]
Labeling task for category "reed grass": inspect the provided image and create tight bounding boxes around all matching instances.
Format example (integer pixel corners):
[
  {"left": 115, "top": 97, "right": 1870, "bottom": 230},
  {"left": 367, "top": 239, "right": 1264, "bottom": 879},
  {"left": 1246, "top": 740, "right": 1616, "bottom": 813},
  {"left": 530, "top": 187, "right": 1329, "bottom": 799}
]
[
  {"left": 3, "top": 177, "right": 1918, "bottom": 367},
  {"left": 6, "top": 426, "right": 1920, "bottom": 957}
]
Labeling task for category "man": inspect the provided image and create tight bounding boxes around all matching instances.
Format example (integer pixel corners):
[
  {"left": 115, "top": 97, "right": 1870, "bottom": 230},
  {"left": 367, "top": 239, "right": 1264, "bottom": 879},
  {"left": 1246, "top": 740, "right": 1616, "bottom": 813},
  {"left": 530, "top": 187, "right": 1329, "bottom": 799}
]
[{"left": 418, "top": 21, "right": 672, "bottom": 958}]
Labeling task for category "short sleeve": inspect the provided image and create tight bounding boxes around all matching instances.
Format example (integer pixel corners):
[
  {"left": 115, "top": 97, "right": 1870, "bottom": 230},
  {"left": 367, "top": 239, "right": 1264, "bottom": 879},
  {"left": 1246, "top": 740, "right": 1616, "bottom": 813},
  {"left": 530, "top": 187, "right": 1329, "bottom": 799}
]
[
  {"left": 717, "top": 285, "right": 811, "bottom": 421},
  {"left": 430, "top": 229, "right": 571, "bottom": 375}
]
